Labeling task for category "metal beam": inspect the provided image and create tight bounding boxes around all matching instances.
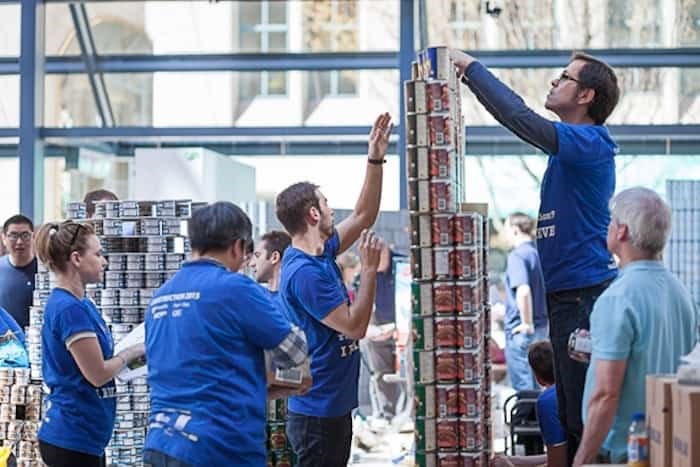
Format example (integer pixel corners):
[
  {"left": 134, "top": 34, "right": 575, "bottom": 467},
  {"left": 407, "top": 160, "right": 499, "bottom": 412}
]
[
  {"left": 2, "top": 48, "right": 700, "bottom": 76},
  {"left": 398, "top": 0, "right": 415, "bottom": 209},
  {"left": 18, "top": 0, "right": 44, "bottom": 222},
  {"left": 68, "top": 3, "right": 115, "bottom": 126}
]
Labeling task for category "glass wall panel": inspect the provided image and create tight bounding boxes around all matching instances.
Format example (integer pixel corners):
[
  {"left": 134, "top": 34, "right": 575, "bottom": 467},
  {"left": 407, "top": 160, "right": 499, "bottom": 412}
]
[
  {"left": 0, "top": 77, "right": 19, "bottom": 128},
  {"left": 0, "top": 5, "right": 20, "bottom": 56}
]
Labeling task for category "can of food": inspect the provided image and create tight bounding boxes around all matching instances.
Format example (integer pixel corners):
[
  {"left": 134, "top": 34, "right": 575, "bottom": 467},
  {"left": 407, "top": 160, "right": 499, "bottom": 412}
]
[
  {"left": 121, "top": 310, "right": 141, "bottom": 324},
  {"left": 434, "top": 317, "right": 457, "bottom": 348},
  {"left": 435, "top": 349, "right": 458, "bottom": 383},
  {"left": 432, "top": 282, "right": 455, "bottom": 315},
  {"left": 429, "top": 148, "right": 454, "bottom": 180},
  {"left": 412, "top": 281, "right": 433, "bottom": 316},
  {"left": 101, "top": 289, "right": 118, "bottom": 307},
  {"left": 141, "top": 219, "right": 162, "bottom": 236},
  {"left": 118, "top": 289, "right": 139, "bottom": 306},
  {"left": 145, "top": 272, "right": 165, "bottom": 288},
  {"left": 426, "top": 82, "right": 450, "bottom": 113},
  {"left": 452, "top": 247, "right": 478, "bottom": 280},
  {"left": 460, "top": 452, "right": 483, "bottom": 467},
  {"left": 103, "top": 219, "right": 123, "bottom": 236},
  {"left": 411, "top": 247, "right": 433, "bottom": 281},
  {"left": 458, "top": 418, "right": 481, "bottom": 451},
  {"left": 454, "top": 281, "right": 480, "bottom": 316},
  {"left": 459, "top": 383, "right": 480, "bottom": 417},
  {"left": 456, "top": 317, "right": 480, "bottom": 350},
  {"left": 427, "top": 115, "right": 452, "bottom": 146},
  {"left": 435, "top": 383, "right": 459, "bottom": 418},
  {"left": 415, "top": 451, "right": 437, "bottom": 467},
  {"left": 125, "top": 273, "right": 144, "bottom": 289},
  {"left": 430, "top": 179, "right": 453, "bottom": 212},
  {"left": 436, "top": 417, "right": 459, "bottom": 450},
  {"left": 433, "top": 247, "right": 452, "bottom": 279},
  {"left": 437, "top": 451, "right": 460, "bottom": 467},
  {"left": 13, "top": 369, "right": 29, "bottom": 385},
  {"left": 409, "top": 179, "right": 431, "bottom": 214},
  {"left": 420, "top": 46, "right": 452, "bottom": 81},
  {"left": 457, "top": 350, "right": 481, "bottom": 383},
  {"left": 10, "top": 385, "right": 26, "bottom": 405},
  {"left": 107, "top": 254, "right": 127, "bottom": 271},
  {"left": 453, "top": 213, "right": 481, "bottom": 246},
  {"left": 431, "top": 214, "right": 453, "bottom": 246},
  {"left": 406, "top": 113, "right": 428, "bottom": 147},
  {"left": 414, "top": 383, "right": 436, "bottom": 418},
  {"left": 412, "top": 316, "right": 435, "bottom": 351},
  {"left": 415, "top": 417, "right": 436, "bottom": 452},
  {"left": 411, "top": 214, "right": 432, "bottom": 248},
  {"left": 413, "top": 350, "right": 436, "bottom": 384},
  {"left": 105, "top": 271, "right": 125, "bottom": 289}
]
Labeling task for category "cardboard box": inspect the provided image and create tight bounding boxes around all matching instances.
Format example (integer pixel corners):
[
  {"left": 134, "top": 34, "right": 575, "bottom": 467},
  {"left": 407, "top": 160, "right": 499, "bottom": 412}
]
[
  {"left": 672, "top": 383, "right": 700, "bottom": 467},
  {"left": 646, "top": 375, "right": 676, "bottom": 467},
  {"left": 265, "top": 352, "right": 311, "bottom": 395}
]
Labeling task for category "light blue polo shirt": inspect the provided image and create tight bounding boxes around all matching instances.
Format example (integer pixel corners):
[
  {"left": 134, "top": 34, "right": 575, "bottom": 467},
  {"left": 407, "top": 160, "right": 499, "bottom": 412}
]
[{"left": 582, "top": 260, "right": 698, "bottom": 461}]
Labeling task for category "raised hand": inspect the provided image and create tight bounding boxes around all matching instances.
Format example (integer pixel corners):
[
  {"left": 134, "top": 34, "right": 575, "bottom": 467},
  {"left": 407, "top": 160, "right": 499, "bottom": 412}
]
[
  {"left": 358, "top": 229, "right": 383, "bottom": 272},
  {"left": 368, "top": 112, "right": 393, "bottom": 162},
  {"left": 448, "top": 48, "right": 476, "bottom": 76}
]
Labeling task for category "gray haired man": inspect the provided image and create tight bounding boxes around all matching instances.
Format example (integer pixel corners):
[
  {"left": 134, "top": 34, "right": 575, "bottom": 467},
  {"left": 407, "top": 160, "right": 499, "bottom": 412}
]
[{"left": 574, "top": 187, "right": 698, "bottom": 466}]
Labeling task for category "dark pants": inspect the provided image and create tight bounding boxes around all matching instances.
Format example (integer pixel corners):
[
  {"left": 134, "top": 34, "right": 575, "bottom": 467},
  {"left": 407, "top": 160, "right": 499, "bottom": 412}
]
[
  {"left": 39, "top": 441, "right": 105, "bottom": 467},
  {"left": 546, "top": 280, "right": 611, "bottom": 466},
  {"left": 144, "top": 449, "right": 192, "bottom": 467},
  {"left": 286, "top": 411, "right": 353, "bottom": 467}
]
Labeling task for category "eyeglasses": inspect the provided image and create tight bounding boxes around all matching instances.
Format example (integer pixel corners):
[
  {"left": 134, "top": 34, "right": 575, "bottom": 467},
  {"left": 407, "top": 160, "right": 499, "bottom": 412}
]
[
  {"left": 556, "top": 71, "right": 583, "bottom": 85},
  {"left": 5, "top": 232, "right": 32, "bottom": 242}
]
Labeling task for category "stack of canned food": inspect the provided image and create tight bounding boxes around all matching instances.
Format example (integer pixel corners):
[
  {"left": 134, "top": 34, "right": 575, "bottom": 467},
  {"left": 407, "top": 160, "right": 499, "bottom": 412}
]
[
  {"left": 30, "top": 199, "right": 192, "bottom": 467},
  {"left": 665, "top": 180, "right": 700, "bottom": 307},
  {"left": 266, "top": 398, "right": 295, "bottom": 467},
  {"left": 406, "top": 47, "right": 492, "bottom": 467},
  {"left": 0, "top": 368, "right": 43, "bottom": 466}
]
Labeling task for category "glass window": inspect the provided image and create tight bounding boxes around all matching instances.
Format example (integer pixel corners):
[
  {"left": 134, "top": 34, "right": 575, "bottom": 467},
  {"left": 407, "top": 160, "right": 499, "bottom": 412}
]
[
  {"left": 238, "top": 1, "right": 289, "bottom": 101},
  {"left": 0, "top": 77, "right": 20, "bottom": 127},
  {"left": 680, "top": 0, "right": 700, "bottom": 46},
  {"left": 304, "top": 1, "right": 359, "bottom": 99},
  {"left": 0, "top": 5, "right": 20, "bottom": 56},
  {"left": 607, "top": 0, "right": 661, "bottom": 47}
]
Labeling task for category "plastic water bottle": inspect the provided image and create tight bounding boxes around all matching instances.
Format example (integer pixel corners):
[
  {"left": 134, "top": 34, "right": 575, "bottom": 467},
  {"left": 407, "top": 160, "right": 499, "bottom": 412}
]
[{"left": 627, "top": 412, "right": 649, "bottom": 467}]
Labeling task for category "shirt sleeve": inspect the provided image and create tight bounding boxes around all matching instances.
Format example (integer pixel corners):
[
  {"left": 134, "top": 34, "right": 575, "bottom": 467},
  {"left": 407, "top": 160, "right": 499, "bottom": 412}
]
[
  {"left": 553, "top": 123, "right": 614, "bottom": 166},
  {"left": 290, "top": 264, "right": 347, "bottom": 322},
  {"left": 0, "top": 309, "right": 25, "bottom": 346},
  {"left": 537, "top": 391, "right": 567, "bottom": 446},
  {"left": 506, "top": 252, "right": 530, "bottom": 290},
  {"left": 590, "top": 294, "right": 634, "bottom": 361},
  {"left": 267, "top": 324, "right": 308, "bottom": 369},
  {"left": 53, "top": 302, "right": 98, "bottom": 347},
  {"left": 236, "top": 280, "right": 294, "bottom": 350}
]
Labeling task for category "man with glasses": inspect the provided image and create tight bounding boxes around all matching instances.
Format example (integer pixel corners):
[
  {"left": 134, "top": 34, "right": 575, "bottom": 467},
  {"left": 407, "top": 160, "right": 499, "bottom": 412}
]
[
  {"left": 450, "top": 50, "right": 620, "bottom": 464},
  {"left": 0, "top": 214, "right": 38, "bottom": 330}
]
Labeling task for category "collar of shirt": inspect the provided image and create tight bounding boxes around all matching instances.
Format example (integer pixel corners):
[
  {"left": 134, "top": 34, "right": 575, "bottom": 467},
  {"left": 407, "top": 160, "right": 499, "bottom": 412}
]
[
  {"left": 183, "top": 257, "right": 228, "bottom": 270},
  {"left": 618, "top": 259, "right": 665, "bottom": 278}
]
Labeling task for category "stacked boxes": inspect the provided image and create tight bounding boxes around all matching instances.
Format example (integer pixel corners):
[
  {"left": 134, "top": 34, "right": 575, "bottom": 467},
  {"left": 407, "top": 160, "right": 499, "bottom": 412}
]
[
  {"left": 665, "top": 180, "right": 700, "bottom": 307},
  {"left": 407, "top": 46, "right": 490, "bottom": 467},
  {"left": 266, "top": 398, "right": 295, "bottom": 467},
  {"left": 30, "top": 200, "right": 191, "bottom": 467},
  {"left": 0, "top": 369, "right": 42, "bottom": 466}
]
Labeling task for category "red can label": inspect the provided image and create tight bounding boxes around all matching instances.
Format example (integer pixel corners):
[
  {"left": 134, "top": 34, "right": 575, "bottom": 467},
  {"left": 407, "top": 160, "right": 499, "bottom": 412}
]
[
  {"left": 436, "top": 384, "right": 459, "bottom": 418},
  {"left": 430, "top": 179, "right": 453, "bottom": 212},
  {"left": 452, "top": 247, "right": 479, "bottom": 280},
  {"left": 426, "top": 82, "right": 450, "bottom": 113},
  {"left": 433, "top": 282, "right": 455, "bottom": 314},
  {"left": 429, "top": 148, "right": 453, "bottom": 179},
  {"left": 457, "top": 350, "right": 481, "bottom": 382},
  {"left": 455, "top": 281, "right": 481, "bottom": 316},
  {"left": 458, "top": 384, "right": 480, "bottom": 418},
  {"left": 458, "top": 418, "right": 481, "bottom": 451},
  {"left": 460, "top": 452, "right": 482, "bottom": 467},
  {"left": 436, "top": 418, "right": 460, "bottom": 449},
  {"left": 436, "top": 349, "right": 459, "bottom": 382},
  {"left": 437, "top": 451, "right": 460, "bottom": 467},
  {"left": 431, "top": 214, "right": 453, "bottom": 246},
  {"left": 453, "top": 213, "right": 480, "bottom": 246},
  {"left": 456, "top": 317, "right": 480, "bottom": 350},
  {"left": 435, "top": 317, "right": 458, "bottom": 348}
]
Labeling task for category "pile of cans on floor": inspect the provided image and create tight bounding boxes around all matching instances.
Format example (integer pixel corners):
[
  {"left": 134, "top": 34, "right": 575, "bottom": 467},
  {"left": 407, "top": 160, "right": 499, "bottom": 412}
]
[
  {"left": 406, "top": 46, "right": 492, "bottom": 467},
  {"left": 665, "top": 180, "right": 700, "bottom": 307},
  {"left": 0, "top": 368, "right": 42, "bottom": 466},
  {"left": 266, "top": 398, "right": 295, "bottom": 467},
  {"left": 30, "top": 199, "right": 192, "bottom": 467}
]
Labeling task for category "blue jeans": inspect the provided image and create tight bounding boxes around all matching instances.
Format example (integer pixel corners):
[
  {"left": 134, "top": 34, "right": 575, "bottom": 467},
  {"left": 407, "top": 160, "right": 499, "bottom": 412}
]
[
  {"left": 547, "top": 279, "right": 612, "bottom": 466},
  {"left": 286, "top": 411, "right": 353, "bottom": 467},
  {"left": 144, "top": 450, "right": 192, "bottom": 467},
  {"left": 505, "top": 327, "right": 549, "bottom": 392}
]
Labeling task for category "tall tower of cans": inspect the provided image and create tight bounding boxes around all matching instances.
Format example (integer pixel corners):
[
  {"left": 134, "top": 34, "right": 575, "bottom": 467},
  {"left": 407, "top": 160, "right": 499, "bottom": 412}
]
[
  {"left": 665, "top": 180, "right": 700, "bottom": 308},
  {"left": 30, "top": 199, "right": 192, "bottom": 467},
  {"left": 405, "top": 46, "right": 492, "bottom": 467}
]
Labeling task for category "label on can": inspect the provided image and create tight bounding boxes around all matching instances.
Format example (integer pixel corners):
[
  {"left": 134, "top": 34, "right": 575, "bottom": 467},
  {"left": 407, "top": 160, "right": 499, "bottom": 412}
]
[
  {"left": 427, "top": 115, "right": 451, "bottom": 146},
  {"left": 431, "top": 214, "right": 453, "bottom": 246},
  {"left": 434, "top": 317, "right": 457, "bottom": 348},
  {"left": 456, "top": 317, "right": 480, "bottom": 350},
  {"left": 457, "top": 349, "right": 481, "bottom": 382},
  {"left": 416, "top": 114, "right": 428, "bottom": 146},
  {"left": 415, "top": 417, "right": 436, "bottom": 452},
  {"left": 429, "top": 148, "right": 454, "bottom": 180},
  {"left": 459, "top": 384, "right": 480, "bottom": 417},
  {"left": 436, "top": 384, "right": 459, "bottom": 418},
  {"left": 433, "top": 247, "right": 452, "bottom": 279},
  {"left": 453, "top": 247, "right": 478, "bottom": 280},
  {"left": 432, "top": 282, "right": 455, "bottom": 314},
  {"left": 412, "top": 281, "right": 434, "bottom": 316},
  {"left": 458, "top": 418, "right": 481, "bottom": 451},
  {"left": 436, "top": 418, "right": 459, "bottom": 449},
  {"left": 414, "top": 384, "right": 436, "bottom": 418},
  {"left": 430, "top": 179, "right": 453, "bottom": 212},
  {"left": 460, "top": 452, "right": 482, "bottom": 467},
  {"left": 413, "top": 316, "right": 435, "bottom": 351},
  {"left": 407, "top": 146, "right": 430, "bottom": 180},
  {"left": 411, "top": 214, "right": 432, "bottom": 248},
  {"left": 414, "top": 350, "right": 436, "bottom": 384},
  {"left": 426, "top": 82, "right": 450, "bottom": 113},
  {"left": 414, "top": 81, "right": 428, "bottom": 114},
  {"left": 404, "top": 81, "right": 417, "bottom": 113},
  {"left": 454, "top": 213, "right": 481, "bottom": 246},
  {"left": 435, "top": 349, "right": 458, "bottom": 382},
  {"left": 437, "top": 451, "right": 460, "bottom": 467}
]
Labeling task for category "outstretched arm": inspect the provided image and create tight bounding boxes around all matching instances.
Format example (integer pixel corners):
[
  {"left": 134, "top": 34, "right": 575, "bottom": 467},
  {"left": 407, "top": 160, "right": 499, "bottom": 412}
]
[
  {"left": 336, "top": 113, "right": 393, "bottom": 254},
  {"left": 449, "top": 49, "right": 558, "bottom": 155}
]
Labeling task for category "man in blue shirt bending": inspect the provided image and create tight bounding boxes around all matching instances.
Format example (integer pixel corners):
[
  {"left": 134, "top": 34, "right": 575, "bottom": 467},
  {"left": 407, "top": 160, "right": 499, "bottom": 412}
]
[
  {"left": 276, "top": 112, "right": 392, "bottom": 466},
  {"left": 452, "top": 49, "right": 620, "bottom": 464},
  {"left": 574, "top": 188, "right": 697, "bottom": 465}
]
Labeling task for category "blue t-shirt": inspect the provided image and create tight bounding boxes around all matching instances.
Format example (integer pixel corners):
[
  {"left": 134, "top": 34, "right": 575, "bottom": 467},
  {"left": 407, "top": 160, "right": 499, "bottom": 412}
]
[
  {"left": 279, "top": 230, "right": 359, "bottom": 417},
  {"left": 145, "top": 259, "right": 292, "bottom": 467},
  {"left": 537, "top": 385, "right": 566, "bottom": 446},
  {"left": 0, "top": 256, "right": 37, "bottom": 329},
  {"left": 536, "top": 124, "right": 618, "bottom": 292},
  {"left": 582, "top": 261, "right": 698, "bottom": 461},
  {"left": 0, "top": 307, "right": 25, "bottom": 346},
  {"left": 38, "top": 288, "right": 116, "bottom": 456},
  {"left": 504, "top": 241, "right": 548, "bottom": 337}
]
